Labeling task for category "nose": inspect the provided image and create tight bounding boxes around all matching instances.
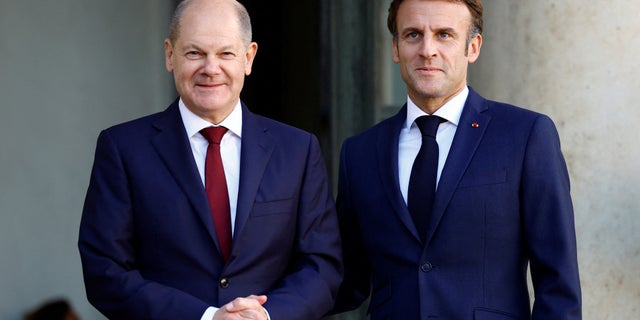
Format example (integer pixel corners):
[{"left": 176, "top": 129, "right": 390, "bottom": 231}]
[
  {"left": 419, "top": 37, "right": 437, "bottom": 58},
  {"left": 201, "top": 55, "right": 221, "bottom": 75}
]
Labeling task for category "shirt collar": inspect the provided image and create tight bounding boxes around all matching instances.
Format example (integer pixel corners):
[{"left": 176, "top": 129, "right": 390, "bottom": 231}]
[
  {"left": 179, "top": 99, "right": 243, "bottom": 138},
  {"left": 405, "top": 86, "right": 468, "bottom": 129}
]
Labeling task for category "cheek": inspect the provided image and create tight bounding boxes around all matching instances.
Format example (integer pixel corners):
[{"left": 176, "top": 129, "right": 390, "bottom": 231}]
[
  {"left": 224, "top": 63, "right": 245, "bottom": 81},
  {"left": 175, "top": 66, "right": 197, "bottom": 82}
]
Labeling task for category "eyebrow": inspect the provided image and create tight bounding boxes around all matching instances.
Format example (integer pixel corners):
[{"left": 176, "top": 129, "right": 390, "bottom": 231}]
[
  {"left": 398, "top": 26, "right": 423, "bottom": 37},
  {"left": 217, "top": 45, "right": 237, "bottom": 52},
  {"left": 180, "top": 43, "right": 238, "bottom": 53},
  {"left": 399, "top": 26, "right": 459, "bottom": 36},
  {"left": 433, "top": 27, "right": 459, "bottom": 36},
  {"left": 180, "top": 43, "right": 204, "bottom": 51}
]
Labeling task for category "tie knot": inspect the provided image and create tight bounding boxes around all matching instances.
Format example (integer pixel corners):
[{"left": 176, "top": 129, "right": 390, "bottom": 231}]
[
  {"left": 415, "top": 116, "right": 444, "bottom": 138},
  {"left": 200, "top": 126, "right": 228, "bottom": 144}
]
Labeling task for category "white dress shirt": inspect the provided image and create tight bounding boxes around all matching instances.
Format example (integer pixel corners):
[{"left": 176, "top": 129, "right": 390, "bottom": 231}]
[
  {"left": 398, "top": 86, "right": 468, "bottom": 204},
  {"left": 179, "top": 99, "right": 242, "bottom": 234}
]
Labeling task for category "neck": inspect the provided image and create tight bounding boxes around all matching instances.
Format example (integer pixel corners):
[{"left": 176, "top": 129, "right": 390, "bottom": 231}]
[{"left": 412, "top": 86, "right": 466, "bottom": 115}]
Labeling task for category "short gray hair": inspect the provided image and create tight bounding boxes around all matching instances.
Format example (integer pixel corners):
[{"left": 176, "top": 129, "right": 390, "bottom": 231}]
[{"left": 168, "top": 0, "right": 253, "bottom": 46}]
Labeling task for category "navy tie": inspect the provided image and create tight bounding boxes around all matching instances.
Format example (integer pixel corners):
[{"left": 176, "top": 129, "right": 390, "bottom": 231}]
[{"left": 408, "top": 116, "right": 444, "bottom": 241}]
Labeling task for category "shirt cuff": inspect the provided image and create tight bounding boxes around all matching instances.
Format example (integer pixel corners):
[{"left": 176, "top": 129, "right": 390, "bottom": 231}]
[
  {"left": 201, "top": 306, "right": 218, "bottom": 320},
  {"left": 200, "top": 306, "right": 270, "bottom": 320}
]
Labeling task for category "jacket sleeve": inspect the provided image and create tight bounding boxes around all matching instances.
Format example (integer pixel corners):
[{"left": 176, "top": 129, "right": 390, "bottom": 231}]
[
  {"left": 331, "top": 138, "right": 372, "bottom": 314},
  {"left": 260, "top": 134, "right": 343, "bottom": 320},
  {"left": 522, "top": 115, "right": 582, "bottom": 319},
  {"left": 78, "top": 130, "right": 209, "bottom": 320}
]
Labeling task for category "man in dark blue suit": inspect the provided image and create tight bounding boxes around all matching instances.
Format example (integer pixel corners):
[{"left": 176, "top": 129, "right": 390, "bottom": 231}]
[
  {"left": 333, "top": 0, "right": 581, "bottom": 319},
  {"left": 78, "top": 0, "right": 342, "bottom": 319}
]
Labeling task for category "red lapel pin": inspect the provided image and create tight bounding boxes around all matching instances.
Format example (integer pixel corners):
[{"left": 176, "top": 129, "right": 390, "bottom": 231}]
[{"left": 471, "top": 122, "right": 480, "bottom": 128}]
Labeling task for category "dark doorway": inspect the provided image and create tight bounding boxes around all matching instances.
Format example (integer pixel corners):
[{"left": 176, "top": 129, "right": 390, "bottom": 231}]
[{"left": 241, "top": 0, "right": 331, "bottom": 152}]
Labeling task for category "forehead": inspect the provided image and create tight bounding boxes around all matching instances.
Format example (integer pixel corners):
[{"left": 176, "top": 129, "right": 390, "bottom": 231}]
[
  {"left": 177, "top": 3, "right": 243, "bottom": 46},
  {"left": 396, "top": 0, "right": 472, "bottom": 32}
]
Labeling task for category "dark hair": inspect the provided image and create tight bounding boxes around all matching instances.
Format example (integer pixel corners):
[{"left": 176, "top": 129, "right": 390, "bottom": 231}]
[
  {"left": 169, "top": 0, "right": 253, "bottom": 46},
  {"left": 24, "top": 299, "right": 74, "bottom": 320},
  {"left": 387, "top": 0, "right": 483, "bottom": 40}
]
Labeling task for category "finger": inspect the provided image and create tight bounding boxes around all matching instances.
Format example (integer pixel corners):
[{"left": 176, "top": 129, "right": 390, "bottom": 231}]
[
  {"left": 246, "top": 294, "right": 267, "bottom": 305},
  {"left": 224, "top": 297, "right": 263, "bottom": 312},
  {"left": 218, "top": 308, "right": 263, "bottom": 320}
]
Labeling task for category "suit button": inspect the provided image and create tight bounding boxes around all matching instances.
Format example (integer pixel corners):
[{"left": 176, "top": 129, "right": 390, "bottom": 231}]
[
  {"left": 420, "top": 261, "right": 433, "bottom": 272},
  {"left": 220, "top": 278, "right": 229, "bottom": 288}
]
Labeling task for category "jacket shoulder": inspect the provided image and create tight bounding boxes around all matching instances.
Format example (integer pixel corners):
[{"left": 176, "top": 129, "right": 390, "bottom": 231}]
[{"left": 250, "top": 112, "right": 316, "bottom": 143}]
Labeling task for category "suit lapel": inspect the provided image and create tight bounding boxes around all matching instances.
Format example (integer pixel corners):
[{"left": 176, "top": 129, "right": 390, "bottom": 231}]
[
  {"left": 150, "top": 101, "right": 219, "bottom": 246},
  {"left": 233, "top": 104, "right": 275, "bottom": 239},
  {"left": 424, "top": 89, "right": 491, "bottom": 247},
  {"left": 377, "top": 106, "right": 423, "bottom": 242}
]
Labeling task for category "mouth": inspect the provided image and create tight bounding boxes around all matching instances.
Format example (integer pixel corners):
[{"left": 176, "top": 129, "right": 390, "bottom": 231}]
[
  {"left": 195, "top": 83, "right": 225, "bottom": 90},
  {"left": 416, "top": 66, "right": 443, "bottom": 74}
]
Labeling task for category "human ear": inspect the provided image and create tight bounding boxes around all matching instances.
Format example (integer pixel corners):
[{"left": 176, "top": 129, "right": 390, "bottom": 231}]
[
  {"left": 467, "top": 34, "right": 482, "bottom": 63},
  {"left": 244, "top": 42, "right": 258, "bottom": 75},
  {"left": 164, "top": 39, "right": 174, "bottom": 72}
]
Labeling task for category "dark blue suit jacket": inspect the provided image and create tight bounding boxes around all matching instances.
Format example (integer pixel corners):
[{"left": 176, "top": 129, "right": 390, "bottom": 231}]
[
  {"left": 79, "top": 100, "right": 342, "bottom": 319},
  {"left": 334, "top": 88, "right": 581, "bottom": 319}
]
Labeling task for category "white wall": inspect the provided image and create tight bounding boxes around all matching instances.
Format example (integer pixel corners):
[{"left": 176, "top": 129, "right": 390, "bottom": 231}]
[
  {"left": 469, "top": 1, "right": 640, "bottom": 318},
  {"left": 0, "top": 1, "right": 174, "bottom": 319}
]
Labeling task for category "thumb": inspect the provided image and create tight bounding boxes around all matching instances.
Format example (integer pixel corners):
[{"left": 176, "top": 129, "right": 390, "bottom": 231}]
[{"left": 249, "top": 295, "right": 268, "bottom": 305}]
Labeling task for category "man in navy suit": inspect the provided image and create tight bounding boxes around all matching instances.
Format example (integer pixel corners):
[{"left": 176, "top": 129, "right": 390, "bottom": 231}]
[
  {"left": 333, "top": 0, "right": 581, "bottom": 319},
  {"left": 78, "top": 0, "right": 341, "bottom": 319}
]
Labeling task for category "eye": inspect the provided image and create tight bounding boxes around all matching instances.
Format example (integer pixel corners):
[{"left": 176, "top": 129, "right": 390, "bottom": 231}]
[
  {"left": 185, "top": 51, "right": 203, "bottom": 59},
  {"left": 220, "top": 51, "right": 236, "bottom": 59},
  {"left": 403, "top": 31, "right": 422, "bottom": 43},
  {"left": 438, "top": 32, "right": 451, "bottom": 39}
]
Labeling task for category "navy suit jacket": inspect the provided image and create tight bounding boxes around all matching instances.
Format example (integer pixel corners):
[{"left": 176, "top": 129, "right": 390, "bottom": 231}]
[
  {"left": 79, "top": 100, "right": 342, "bottom": 319},
  {"left": 334, "top": 88, "right": 581, "bottom": 319}
]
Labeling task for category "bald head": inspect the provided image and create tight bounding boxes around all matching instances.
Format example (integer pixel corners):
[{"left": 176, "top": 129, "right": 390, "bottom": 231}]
[{"left": 169, "top": 0, "right": 253, "bottom": 46}]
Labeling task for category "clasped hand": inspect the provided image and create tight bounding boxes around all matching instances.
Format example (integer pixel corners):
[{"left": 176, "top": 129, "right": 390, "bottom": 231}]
[{"left": 213, "top": 295, "right": 268, "bottom": 320}]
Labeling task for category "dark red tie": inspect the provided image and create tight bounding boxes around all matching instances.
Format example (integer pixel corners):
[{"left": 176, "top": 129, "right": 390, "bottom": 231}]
[{"left": 200, "top": 126, "right": 232, "bottom": 261}]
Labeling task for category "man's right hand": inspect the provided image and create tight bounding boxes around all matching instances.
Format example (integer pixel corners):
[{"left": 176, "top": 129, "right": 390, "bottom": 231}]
[{"left": 213, "top": 295, "right": 268, "bottom": 320}]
